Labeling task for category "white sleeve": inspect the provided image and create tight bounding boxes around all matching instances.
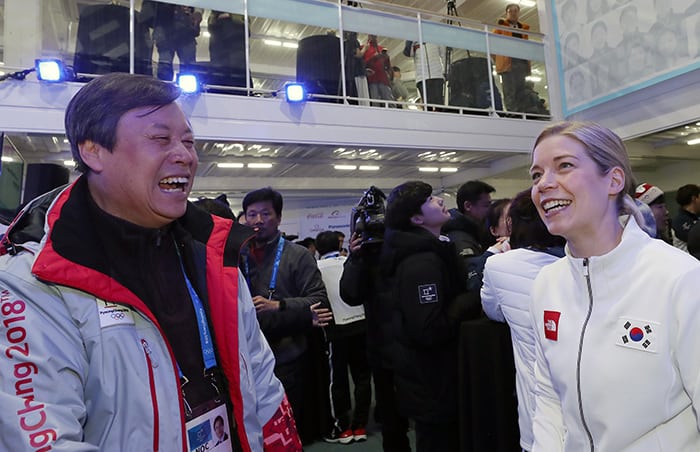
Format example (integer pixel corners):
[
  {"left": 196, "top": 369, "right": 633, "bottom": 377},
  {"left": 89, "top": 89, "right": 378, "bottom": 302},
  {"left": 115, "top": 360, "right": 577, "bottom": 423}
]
[
  {"left": 480, "top": 263, "right": 505, "bottom": 322},
  {"left": 237, "top": 272, "right": 284, "bottom": 424},
  {"left": 530, "top": 279, "right": 566, "bottom": 452}
]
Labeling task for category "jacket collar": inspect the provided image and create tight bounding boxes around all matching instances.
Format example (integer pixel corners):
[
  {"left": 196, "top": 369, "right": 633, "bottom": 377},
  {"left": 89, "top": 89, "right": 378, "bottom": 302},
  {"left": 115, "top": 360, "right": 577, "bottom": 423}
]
[{"left": 565, "top": 217, "right": 649, "bottom": 277}]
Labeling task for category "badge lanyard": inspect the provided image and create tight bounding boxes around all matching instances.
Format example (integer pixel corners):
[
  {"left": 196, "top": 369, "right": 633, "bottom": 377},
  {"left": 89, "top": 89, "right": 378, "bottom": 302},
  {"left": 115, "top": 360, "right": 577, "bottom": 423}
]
[
  {"left": 244, "top": 236, "right": 285, "bottom": 299},
  {"left": 174, "top": 244, "right": 217, "bottom": 376}
]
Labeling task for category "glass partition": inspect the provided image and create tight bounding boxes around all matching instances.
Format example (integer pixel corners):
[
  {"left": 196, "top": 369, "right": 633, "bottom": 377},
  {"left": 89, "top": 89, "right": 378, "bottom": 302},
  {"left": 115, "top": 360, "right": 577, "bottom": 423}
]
[
  {"left": 0, "top": 134, "right": 23, "bottom": 222},
  {"left": 0, "top": 0, "right": 550, "bottom": 118}
]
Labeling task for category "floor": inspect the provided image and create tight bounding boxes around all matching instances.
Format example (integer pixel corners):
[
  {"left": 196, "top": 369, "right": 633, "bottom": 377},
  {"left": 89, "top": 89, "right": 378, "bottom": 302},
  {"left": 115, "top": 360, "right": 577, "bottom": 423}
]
[{"left": 304, "top": 422, "right": 416, "bottom": 452}]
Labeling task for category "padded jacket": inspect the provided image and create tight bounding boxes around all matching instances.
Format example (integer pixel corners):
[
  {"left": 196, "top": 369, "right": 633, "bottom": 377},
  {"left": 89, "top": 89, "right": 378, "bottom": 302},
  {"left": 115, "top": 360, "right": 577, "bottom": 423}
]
[
  {"left": 0, "top": 178, "right": 298, "bottom": 451},
  {"left": 481, "top": 247, "right": 563, "bottom": 450}
]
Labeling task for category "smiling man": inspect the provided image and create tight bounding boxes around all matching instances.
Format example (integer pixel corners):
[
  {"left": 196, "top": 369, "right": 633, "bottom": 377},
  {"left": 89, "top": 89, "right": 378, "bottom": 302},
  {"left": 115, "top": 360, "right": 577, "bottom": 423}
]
[{"left": 0, "top": 73, "right": 300, "bottom": 451}]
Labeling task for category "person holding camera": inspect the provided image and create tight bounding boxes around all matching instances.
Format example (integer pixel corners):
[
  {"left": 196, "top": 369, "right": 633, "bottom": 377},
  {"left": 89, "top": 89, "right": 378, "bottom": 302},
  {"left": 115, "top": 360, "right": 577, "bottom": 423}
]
[
  {"left": 380, "top": 181, "right": 481, "bottom": 452},
  {"left": 341, "top": 189, "right": 412, "bottom": 452}
]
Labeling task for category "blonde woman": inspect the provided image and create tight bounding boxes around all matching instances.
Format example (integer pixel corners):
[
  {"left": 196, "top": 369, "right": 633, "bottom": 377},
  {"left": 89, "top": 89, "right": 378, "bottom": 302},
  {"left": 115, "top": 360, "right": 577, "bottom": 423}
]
[{"left": 528, "top": 121, "right": 700, "bottom": 451}]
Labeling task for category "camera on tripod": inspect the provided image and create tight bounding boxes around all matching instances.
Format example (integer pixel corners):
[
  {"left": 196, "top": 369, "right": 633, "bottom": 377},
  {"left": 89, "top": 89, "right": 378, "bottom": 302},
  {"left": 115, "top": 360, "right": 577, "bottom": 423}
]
[{"left": 350, "top": 186, "right": 387, "bottom": 246}]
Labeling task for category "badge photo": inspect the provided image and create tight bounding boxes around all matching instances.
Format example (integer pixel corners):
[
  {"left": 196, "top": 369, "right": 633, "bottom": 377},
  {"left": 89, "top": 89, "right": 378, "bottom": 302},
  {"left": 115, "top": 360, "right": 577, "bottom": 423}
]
[{"left": 186, "top": 402, "right": 233, "bottom": 452}]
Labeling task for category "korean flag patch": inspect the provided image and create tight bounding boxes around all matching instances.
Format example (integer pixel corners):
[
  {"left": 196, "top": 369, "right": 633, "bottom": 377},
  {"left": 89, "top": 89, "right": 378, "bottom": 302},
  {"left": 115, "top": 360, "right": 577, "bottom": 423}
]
[
  {"left": 615, "top": 318, "right": 659, "bottom": 353},
  {"left": 418, "top": 284, "right": 438, "bottom": 304}
]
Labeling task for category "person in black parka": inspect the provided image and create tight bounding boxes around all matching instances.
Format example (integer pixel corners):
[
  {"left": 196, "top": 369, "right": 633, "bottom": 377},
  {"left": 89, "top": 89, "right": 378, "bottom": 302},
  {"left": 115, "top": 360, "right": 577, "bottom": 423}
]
[{"left": 381, "top": 181, "right": 481, "bottom": 452}]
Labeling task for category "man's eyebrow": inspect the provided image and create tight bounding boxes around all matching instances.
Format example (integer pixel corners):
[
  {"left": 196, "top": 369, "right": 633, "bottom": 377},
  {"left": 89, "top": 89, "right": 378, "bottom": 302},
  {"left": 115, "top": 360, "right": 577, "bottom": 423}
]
[{"left": 147, "top": 123, "right": 194, "bottom": 135}]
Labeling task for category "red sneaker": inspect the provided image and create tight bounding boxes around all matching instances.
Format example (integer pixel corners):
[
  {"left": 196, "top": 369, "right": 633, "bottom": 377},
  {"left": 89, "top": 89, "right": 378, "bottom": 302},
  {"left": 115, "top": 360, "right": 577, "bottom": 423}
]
[
  {"left": 324, "top": 427, "right": 354, "bottom": 444},
  {"left": 338, "top": 429, "right": 354, "bottom": 444},
  {"left": 352, "top": 428, "right": 367, "bottom": 442}
]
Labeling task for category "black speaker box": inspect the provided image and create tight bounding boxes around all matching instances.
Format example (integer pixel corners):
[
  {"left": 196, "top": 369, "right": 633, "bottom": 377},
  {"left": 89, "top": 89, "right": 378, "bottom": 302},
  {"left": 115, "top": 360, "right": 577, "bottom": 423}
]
[
  {"left": 74, "top": 4, "right": 153, "bottom": 76},
  {"left": 24, "top": 164, "right": 70, "bottom": 203},
  {"left": 296, "top": 35, "right": 341, "bottom": 100}
]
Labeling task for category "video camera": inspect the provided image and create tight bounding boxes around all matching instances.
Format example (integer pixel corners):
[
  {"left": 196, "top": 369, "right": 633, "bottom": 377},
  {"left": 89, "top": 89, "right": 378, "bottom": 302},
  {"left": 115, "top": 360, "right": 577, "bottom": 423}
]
[{"left": 350, "top": 186, "right": 386, "bottom": 246}]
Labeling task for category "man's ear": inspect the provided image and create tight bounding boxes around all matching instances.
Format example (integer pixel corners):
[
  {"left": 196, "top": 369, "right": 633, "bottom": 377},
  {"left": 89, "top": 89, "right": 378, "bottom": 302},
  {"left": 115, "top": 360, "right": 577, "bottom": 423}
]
[
  {"left": 78, "top": 140, "right": 106, "bottom": 173},
  {"left": 462, "top": 200, "right": 472, "bottom": 213},
  {"left": 410, "top": 214, "right": 424, "bottom": 226}
]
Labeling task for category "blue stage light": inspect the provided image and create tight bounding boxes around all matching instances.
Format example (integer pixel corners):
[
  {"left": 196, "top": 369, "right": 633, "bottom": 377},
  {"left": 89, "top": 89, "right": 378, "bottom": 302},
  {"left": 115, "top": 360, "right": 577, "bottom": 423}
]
[
  {"left": 177, "top": 73, "right": 200, "bottom": 94},
  {"left": 284, "top": 83, "right": 307, "bottom": 102},
  {"left": 35, "top": 59, "right": 66, "bottom": 82}
]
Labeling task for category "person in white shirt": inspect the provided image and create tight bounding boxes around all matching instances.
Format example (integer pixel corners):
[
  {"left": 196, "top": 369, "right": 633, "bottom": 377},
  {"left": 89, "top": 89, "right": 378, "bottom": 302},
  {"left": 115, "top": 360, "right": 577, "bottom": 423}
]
[{"left": 316, "top": 231, "right": 371, "bottom": 444}]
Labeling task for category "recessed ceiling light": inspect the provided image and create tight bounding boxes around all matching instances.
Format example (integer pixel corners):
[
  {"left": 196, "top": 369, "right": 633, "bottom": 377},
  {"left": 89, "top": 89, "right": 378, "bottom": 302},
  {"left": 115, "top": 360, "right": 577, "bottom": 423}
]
[
  {"left": 217, "top": 162, "right": 245, "bottom": 168},
  {"left": 334, "top": 165, "right": 357, "bottom": 170},
  {"left": 359, "top": 165, "right": 380, "bottom": 171},
  {"left": 263, "top": 39, "right": 282, "bottom": 47},
  {"left": 687, "top": 138, "right": 700, "bottom": 146},
  {"left": 418, "top": 167, "right": 439, "bottom": 172},
  {"left": 248, "top": 163, "right": 273, "bottom": 169},
  {"left": 63, "top": 160, "right": 76, "bottom": 167},
  {"left": 440, "top": 167, "right": 458, "bottom": 173},
  {"left": 1, "top": 156, "right": 13, "bottom": 162}
]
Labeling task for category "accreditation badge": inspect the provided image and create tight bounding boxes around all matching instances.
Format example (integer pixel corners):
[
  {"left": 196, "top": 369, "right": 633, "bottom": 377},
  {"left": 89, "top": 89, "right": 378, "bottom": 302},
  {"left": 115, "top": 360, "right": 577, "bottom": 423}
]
[{"left": 185, "top": 397, "right": 233, "bottom": 452}]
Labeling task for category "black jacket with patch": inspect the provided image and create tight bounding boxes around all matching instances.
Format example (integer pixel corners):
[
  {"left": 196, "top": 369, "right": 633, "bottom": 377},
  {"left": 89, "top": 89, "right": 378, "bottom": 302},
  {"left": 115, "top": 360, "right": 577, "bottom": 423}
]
[{"left": 380, "top": 227, "right": 481, "bottom": 423}]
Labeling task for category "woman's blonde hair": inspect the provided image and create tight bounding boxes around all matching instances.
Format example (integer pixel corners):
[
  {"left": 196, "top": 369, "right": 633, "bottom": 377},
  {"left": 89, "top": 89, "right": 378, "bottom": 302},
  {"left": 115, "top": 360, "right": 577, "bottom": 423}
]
[{"left": 532, "top": 121, "right": 644, "bottom": 227}]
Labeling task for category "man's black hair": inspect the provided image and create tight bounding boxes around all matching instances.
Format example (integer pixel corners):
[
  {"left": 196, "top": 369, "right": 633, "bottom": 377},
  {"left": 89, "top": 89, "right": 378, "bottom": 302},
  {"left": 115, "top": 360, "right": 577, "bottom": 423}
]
[
  {"left": 193, "top": 196, "right": 236, "bottom": 220},
  {"left": 676, "top": 184, "right": 700, "bottom": 207},
  {"left": 316, "top": 231, "right": 341, "bottom": 256},
  {"left": 242, "top": 187, "right": 283, "bottom": 217},
  {"left": 456, "top": 180, "right": 495, "bottom": 213},
  {"left": 385, "top": 181, "right": 433, "bottom": 231},
  {"left": 65, "top": 73, "right": 181, "bottom": 173}
]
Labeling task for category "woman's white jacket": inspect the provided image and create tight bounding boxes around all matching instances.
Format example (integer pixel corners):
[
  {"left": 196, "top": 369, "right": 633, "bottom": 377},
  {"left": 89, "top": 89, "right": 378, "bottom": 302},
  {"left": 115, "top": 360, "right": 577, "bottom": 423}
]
[{"left": 530, "top": 218, "right": 700, "bottom": 451}]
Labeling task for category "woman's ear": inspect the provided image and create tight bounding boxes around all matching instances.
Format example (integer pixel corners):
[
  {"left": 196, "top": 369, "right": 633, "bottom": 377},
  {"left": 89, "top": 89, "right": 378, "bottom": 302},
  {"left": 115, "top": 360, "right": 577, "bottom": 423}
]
[{"left": 608, "top": 166, "right": 625, "bottom": 196}]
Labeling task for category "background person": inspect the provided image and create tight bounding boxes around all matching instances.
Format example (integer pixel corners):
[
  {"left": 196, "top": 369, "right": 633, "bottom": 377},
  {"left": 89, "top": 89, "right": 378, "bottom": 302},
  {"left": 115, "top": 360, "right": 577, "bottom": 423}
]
[
  {"left": 671, "top": 183, "right": 700, "bottom": 251},
  {"left": 340, "top": 231, "right": 412, "bottom": 452},
  {"left": 141, "top": 1, "right": 202, "bottom": 81},
  {"left": 494, "top": 4, "right": 531, "bottom": 113},
  {"left": 316, "top": 231, "right": 371, "bottom": 444},
  {"left": 634, "top": 182, "right": 672, "bottom": 244},
  {"left": 481, "top": 189, "right": 566, "bottom": 452},
  {"left": 528, "top": 121, "right": 700, "bottom": 451},
  {"left": 382, "top": 181, "right": 481, "bottom": 452},
  {"left": 241, "top": 187, "right": 332, "bottom": 444}
]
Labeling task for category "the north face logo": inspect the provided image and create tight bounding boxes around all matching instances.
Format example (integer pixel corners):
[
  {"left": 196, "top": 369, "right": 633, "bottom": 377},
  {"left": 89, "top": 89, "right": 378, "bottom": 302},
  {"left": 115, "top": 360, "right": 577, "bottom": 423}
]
[{"left": 543, "top": 310, "right": 561, "bottom": 341}]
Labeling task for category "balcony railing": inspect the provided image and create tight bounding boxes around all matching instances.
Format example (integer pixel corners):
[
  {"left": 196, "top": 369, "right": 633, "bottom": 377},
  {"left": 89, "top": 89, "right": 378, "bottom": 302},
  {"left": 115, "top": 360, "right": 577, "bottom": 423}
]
[{"left": 0, "top": 0, "right": 551, "bottom": 119}]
